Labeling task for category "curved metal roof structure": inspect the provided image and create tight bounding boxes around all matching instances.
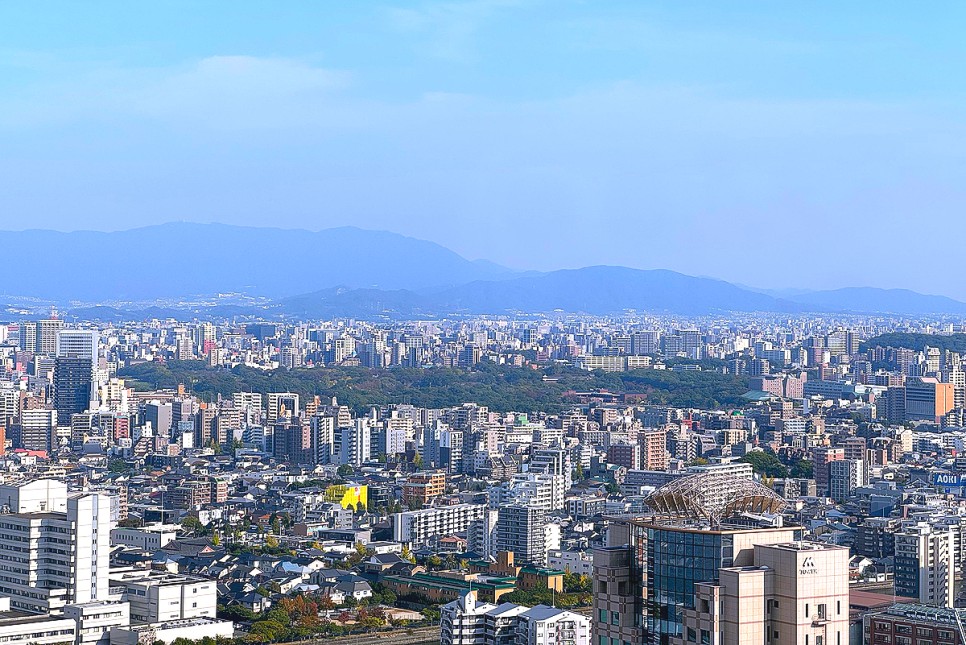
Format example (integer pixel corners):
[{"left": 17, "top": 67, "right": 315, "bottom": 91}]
[{"left": 643, "top": 470, "right": 787, "bottom": 527}]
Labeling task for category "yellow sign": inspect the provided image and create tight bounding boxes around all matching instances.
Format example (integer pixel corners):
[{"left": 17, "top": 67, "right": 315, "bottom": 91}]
[{"left": 324, "top": 484, "right": 368, "bottom": 511}]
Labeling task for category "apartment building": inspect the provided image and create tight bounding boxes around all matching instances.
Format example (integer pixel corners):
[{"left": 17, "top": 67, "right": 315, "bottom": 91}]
[{"left": 393, "top": 504, "right": 487, "bottom": 548}]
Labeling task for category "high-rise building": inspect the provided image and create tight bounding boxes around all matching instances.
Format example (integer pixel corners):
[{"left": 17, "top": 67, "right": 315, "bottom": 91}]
[
  {"left": 440, "top": 429, "right": 464, "bottom": 474},
  {"left": 641, "top": 429, "right": 668, "bottom": 471},
  {"left": 496, "top": 505, "right": 547, "bottom": 566},
  {"left": 829, "top": 458, "right": 867, "bottom": 503},
  {"left": 0, "top": 479, "right": 110, "bottom": 614},
  {"left": 52, "top": 329, "right": 99, "bottom": 423},
  {"left": 55, "top": 329, "right": 97, "bottom": 363},
  {"left": 905, "top": 377, "right": 955, "bottom": 423},
  {"left": 311, "top": 415, "right": 336, "bottom": 464},
  {"left": 35, "top": 318, "right": 64, "bottom": 355},
  {"left": 530, "top": 446, "right": 573, "bottom": 493},
  {"left": 53, "top": 357, "right": 94, "bottom": 422},
  {"left": 631, "top": 331, "right": 661, "bottom": 356},
  {"left": 894, "top": 522, "right": 956, "bottom": 607},
  {"left": 17, "top": 408, "right": 57, "bottom": 452},
  {"left": 273, "top": 422, "right": 314, "bottom": 465},
  {"left": 144, "top": 401, "right": 173, "bottom": 437},
  {"left": 267, "top": 392, "right": 300, "bottom": 424},
  {"left": 18, "top": 323, "right": 36, "bottom": 354},
  {"left": 677, "top": 542, "right": 850, "bottom": 645},
  {"left": 592, "top": 471, "right": 799, "bottom": 645},
  {"left": 337, "top": 419, "right": 371, "bottom": 467},
  {"left": 811, "top": 447, "right": 844, "bottom": 497}
]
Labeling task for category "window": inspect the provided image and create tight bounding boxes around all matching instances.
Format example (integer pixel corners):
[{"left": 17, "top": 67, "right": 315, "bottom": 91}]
[
  {"left": 687, "top": 628, "right": 697, "bottom": 643},
  {"left": 599, "top": 610, "right": 607, "bottom": 623},
  {"left": 805, "top": 604, "right": 809, "bottom": 617},
  {"left": 611, "top": 611, "right": 620, "bottom": 626},
  {"left": 700, "top": 629, "right": 710, "bottom": 645},
  {"left": 599, "top": 581, "right": 607, "bottom": 594}
]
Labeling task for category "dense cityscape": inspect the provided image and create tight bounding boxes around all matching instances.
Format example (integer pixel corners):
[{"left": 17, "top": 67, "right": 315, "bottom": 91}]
[
  {"left": 0, "top": 312, "right": 965, "bottom": 644},
  {"left": 4, "top": 2, "right": 963, "bottom": 645}
]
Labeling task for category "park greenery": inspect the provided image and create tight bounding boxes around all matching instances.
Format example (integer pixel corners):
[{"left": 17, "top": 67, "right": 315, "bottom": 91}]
[
  {"left": 861, "top": 332, "right": 966, "bottom": 353},
  {"left": 119, "top": 360, "right": 749, "bottom": 414},
  {"left": 739, "top": 450, "right": 812, "bottom": 479}
]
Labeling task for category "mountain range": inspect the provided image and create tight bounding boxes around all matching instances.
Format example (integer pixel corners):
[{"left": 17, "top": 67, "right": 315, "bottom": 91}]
[{"left": 3, "top": 223, "right": 965, "bottom": 319}]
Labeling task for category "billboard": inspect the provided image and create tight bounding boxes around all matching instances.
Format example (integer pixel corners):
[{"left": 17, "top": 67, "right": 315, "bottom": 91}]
[
  {"left": 324, "top": 484, "right": 368, "bottom": 510},
  {"left": 933, "top": 472, "right": 966, "bottom": 488}
]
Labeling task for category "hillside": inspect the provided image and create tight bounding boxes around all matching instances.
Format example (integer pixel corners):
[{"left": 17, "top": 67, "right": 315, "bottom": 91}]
[{"left": 0, "top": 223, "right": 511, "bottom": 301}]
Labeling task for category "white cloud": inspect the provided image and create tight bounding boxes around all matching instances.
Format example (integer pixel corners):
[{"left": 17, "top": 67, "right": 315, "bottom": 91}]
[
  {"left": 0, "top": 55, "right": 350, "bottom": 130},
  {"left": 385, "top": 0, "right": 526, "bottom": 61}
]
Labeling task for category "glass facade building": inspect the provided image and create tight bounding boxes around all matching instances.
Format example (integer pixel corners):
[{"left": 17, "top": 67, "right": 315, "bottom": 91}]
[
  {"left": 645, "top": 528, "right": 732, "bottom": 645},
  {"left": 629, "top": 522, "right": 802, "bottom": 645}
]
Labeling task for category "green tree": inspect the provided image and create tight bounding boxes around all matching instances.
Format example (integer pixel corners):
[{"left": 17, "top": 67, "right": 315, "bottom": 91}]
[
  {"left": 791, "top": 460, "right": 813, "bottom": 478},
  {"left": 247, "top": 619, "right": 287, "bottom": 643},
  {"left": 740, "top": 451, "right": 788, "bottom": 478},
  {"left": 181, "top": 516, "right": 205, "bottom": 536},
  {"left": 108, "top": 458, "right": 131, "bottom": 473},
  {"left": 337, "top": 464, "right": 354, "bottom": 477}
]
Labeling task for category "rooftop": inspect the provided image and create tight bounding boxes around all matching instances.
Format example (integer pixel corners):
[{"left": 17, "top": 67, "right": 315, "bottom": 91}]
[{"left": 642, "top": 470, "right": 787, "bottom": 527}]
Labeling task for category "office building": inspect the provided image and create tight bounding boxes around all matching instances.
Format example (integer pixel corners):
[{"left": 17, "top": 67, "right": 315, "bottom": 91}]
[
  {"left": 35, "top": 318, "right": 64, "bottom": 355},
  {"left": 593, "top": 471, "right": 800, "bottom": 645},
  {"left": 53, "top": 356, "right": 94, "bottom": 422},
  {"left": 676, "top": 542, "right": 849, "bottom": 645},
  {"left": 905, "top": 377, "right": 955, "bottom": 423},
  {"left": 55, "top": 329, "right": 97, "bottom": 363}
]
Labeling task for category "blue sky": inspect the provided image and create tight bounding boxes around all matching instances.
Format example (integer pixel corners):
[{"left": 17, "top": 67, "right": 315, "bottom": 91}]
[{"left": 2, "top": 2, "right": 965, "bottom": 296}]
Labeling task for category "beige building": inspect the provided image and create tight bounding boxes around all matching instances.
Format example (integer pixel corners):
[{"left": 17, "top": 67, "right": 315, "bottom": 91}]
[{"left": 675, "top": 542, "right": 849, "bottom": 645}]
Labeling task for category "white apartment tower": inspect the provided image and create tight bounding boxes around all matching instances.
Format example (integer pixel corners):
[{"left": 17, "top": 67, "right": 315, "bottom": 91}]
[
  {"left": 0, "top": 479, "right": 111, "bottom": 614},
  {"left": 894, "top": 522, "right": 956, "bottom": 607}
]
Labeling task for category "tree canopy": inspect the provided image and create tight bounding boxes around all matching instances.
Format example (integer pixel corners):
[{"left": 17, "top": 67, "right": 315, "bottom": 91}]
[{"left": 120, "top": 361, "right": 749, "bottom": 414}]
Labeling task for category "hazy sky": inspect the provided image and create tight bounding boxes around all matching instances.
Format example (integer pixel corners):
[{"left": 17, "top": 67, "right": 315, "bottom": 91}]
[{"left": 2, "top": 2, "right": 965, "bottom": 296}]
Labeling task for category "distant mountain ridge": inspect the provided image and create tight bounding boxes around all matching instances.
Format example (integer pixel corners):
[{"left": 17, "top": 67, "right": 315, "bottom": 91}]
[
  {"left": 1, "top": 222, "right": 512, "bottom": 301},
  {"left": 1, "top": 223, "right": 962, "bottom": 318}
]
